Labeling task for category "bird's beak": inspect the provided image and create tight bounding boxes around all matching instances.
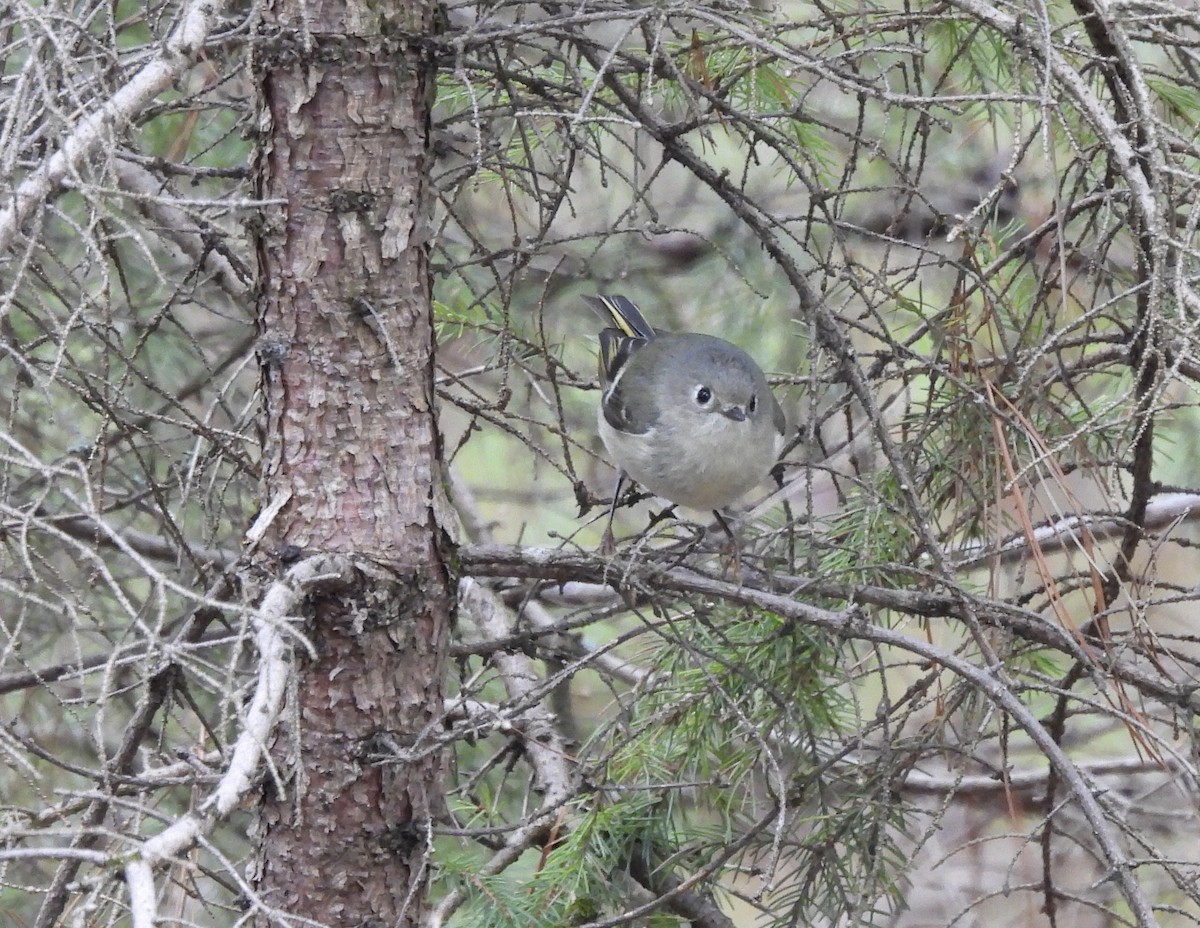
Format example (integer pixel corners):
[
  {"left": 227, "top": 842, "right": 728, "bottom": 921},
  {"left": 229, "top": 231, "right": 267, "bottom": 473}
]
[{"left": 721, "top": 406, "right": 747, "bottom": 422}]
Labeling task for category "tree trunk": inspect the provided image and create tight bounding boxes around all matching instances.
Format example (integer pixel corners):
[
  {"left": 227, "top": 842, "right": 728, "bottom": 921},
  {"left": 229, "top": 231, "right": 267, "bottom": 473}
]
[{"left": 251, "top": 0, "right": 449, "bottom": 924}]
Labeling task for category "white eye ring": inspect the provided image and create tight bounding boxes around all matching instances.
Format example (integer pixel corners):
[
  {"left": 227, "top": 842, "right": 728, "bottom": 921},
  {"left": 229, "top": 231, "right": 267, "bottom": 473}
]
[{"left": 694, "top": 386, "right": 712, "bottom": 406}]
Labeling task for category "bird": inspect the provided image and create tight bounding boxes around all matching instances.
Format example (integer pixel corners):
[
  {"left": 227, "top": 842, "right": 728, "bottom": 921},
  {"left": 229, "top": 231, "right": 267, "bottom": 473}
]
[{"left": 584, "top": 294, "right": 787, "bottom": 557}]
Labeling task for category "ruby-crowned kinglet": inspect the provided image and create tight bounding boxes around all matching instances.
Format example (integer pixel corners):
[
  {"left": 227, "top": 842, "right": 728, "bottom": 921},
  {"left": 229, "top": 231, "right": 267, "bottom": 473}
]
[{"left": 585, "top": 294, "right": 787, "bottom": 547}]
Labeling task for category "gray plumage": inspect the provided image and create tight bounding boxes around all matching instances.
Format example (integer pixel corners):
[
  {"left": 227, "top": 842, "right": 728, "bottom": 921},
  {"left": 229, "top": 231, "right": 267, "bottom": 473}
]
[{"left": 586, "top": 294, "right": 787, "bottom": 512}]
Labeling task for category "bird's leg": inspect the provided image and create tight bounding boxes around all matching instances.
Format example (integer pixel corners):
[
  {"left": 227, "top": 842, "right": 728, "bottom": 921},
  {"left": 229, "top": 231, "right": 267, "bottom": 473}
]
[
  {"left": 600, "top": 472, "right": 627, "bottom": 556},
  {"left": 712, "top": 510, "right": 742, "bottom": 579}
]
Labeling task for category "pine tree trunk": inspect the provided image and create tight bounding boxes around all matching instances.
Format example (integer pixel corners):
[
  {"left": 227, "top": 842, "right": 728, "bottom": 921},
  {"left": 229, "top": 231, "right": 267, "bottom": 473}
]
[{"left": 251, "top": 0, "right": 449, "bottom": 924}]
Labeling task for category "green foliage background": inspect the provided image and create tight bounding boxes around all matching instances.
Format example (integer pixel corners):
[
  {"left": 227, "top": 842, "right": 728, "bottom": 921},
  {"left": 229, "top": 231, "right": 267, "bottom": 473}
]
[{"left": 3, "top": 0, "right": 1200, "bottom": 925}]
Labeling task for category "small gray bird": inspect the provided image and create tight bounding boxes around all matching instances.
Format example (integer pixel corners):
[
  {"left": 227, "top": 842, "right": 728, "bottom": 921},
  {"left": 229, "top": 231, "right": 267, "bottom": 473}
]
[{"left": 585, "top": 294, "right": 787, "bottom": 552}]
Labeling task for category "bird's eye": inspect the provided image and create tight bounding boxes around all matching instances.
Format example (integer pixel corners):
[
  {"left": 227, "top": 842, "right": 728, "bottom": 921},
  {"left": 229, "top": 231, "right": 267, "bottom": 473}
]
[
  {"left": 695, "top": 386, "right": 712, "bottom": 405},
  {"left": 749, "top": 395, "right": 758, "bottom": 414}
]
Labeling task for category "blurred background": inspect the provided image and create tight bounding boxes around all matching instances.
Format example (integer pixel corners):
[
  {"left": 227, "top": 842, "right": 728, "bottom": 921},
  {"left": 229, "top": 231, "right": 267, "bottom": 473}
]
[{"left": 3, "top": 0, "right": 1200, "bottom": 924}]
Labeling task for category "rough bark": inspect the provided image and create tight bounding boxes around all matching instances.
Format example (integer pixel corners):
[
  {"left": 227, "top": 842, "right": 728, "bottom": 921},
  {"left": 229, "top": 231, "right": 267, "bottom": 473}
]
[{"left": 251, "top": 0, "right": 450, "bottom": 924}]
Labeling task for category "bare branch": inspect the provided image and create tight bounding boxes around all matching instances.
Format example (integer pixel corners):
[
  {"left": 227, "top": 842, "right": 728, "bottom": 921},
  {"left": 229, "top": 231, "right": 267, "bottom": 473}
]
[{"left": 0, "top": 0, "right": 235, "bottom": 251}]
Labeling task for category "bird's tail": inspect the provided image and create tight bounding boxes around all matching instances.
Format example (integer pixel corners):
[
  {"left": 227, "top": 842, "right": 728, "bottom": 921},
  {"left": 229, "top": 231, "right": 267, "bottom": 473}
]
[{"left": 582, "top": 294, "right": 656, "bottom": 339}]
